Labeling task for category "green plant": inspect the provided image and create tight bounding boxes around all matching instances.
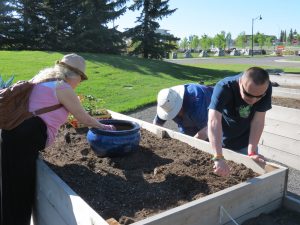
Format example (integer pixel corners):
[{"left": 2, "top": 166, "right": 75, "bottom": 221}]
[
  {"left": 0, "top": 75, "right": 14, "bottom": 89},
  {"left": 67, "top": 94, "right": 110, "bottom": 128},
  {"left": 81, "top": 94, "right": 107, "bottom": 116}
]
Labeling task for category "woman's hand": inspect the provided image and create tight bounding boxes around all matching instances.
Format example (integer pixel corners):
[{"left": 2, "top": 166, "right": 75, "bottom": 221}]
[{"left": 102, "top": 124, "right": 116, "bottom": 131}]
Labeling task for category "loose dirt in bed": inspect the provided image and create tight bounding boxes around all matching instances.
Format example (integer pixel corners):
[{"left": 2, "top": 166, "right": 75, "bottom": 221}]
[
  {"left": 41, "top": 128, "right": 257, "bottom": 224},
  {"left": 272, "top": 96, "right": 300, "bottom": 109}
]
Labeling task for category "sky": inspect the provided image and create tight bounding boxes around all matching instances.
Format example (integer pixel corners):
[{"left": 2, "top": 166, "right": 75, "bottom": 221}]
[{"left": 111, "top": 0, "right": 300, "bottom": 40}]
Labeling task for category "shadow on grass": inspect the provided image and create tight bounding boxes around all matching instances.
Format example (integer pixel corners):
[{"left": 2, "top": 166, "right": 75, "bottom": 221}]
[{"left": 80, "top": 53, "right": 238, "bottom": 84}]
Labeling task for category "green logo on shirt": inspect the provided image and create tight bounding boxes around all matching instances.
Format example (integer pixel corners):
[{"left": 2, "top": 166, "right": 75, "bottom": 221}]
[{"left": 239, "top": 105, "right": 252, "bottom": 118}]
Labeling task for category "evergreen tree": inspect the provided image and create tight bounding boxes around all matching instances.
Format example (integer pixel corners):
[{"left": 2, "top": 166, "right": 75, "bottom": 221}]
[
  {"left": 9, "top": 0, "right": 47, "bottom": 49},
  {"left": 288, "top": 28, "right": 293, "bottom": 44},
  {"left": 0, "top": 0, "right": 21, "bottom": 48},
  {"left": 1, "top": 0, "right": 127, "bottom": 52},
  {"left": 42, "top": 0, "right": 127, "bottom": 53},
  {"left": 125, "top": 0, "right": 179, "bottom": 59}
]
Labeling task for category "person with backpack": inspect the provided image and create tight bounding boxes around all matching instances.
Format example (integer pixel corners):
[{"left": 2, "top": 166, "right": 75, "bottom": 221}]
[
  {"left": 153, "top": 83, "right": 213, "bottom": 140},
  {"left": 0, "top": 53, "right": 115, "bottom": 225}
]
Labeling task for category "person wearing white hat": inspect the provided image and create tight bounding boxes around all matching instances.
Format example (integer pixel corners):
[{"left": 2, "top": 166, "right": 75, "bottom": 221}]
[
  {"left": 0, "top": 53, "right": 115, "bottom": 225},
  {"left": 153, "top": 83, "right": 213, "bottom": 140}
]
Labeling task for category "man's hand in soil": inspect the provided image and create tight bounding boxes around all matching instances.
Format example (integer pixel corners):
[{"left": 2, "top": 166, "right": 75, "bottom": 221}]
[{"left": 213, "top": 159, "right": 230, "bottom": 177}]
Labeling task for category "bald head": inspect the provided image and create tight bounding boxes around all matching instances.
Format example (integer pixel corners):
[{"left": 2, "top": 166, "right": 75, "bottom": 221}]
[{"left": 242, "top": 67, "right": 269, "bottom": 85}]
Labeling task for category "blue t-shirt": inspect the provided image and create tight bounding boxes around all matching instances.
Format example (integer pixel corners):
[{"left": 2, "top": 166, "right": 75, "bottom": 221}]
[
  {"left": 154, "top": 83, "right": 213, "bottom": 136},
  {"left": 208, "top": 74, "right": 272, "bottom": 150}
]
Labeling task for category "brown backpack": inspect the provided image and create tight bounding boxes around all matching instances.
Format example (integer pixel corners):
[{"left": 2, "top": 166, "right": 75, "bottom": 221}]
[{"left": 0, "top": 79, "right": 62, "bottom": 130}]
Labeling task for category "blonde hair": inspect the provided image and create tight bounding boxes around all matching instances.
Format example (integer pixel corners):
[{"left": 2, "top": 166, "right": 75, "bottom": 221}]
[{"left": 32, "top": 64, "right": 80, "bottom": 83}]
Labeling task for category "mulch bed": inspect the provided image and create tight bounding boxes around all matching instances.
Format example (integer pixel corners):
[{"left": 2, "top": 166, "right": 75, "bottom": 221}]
[{"left": 41, "top": 128, "right": 257, "bottom": 224}]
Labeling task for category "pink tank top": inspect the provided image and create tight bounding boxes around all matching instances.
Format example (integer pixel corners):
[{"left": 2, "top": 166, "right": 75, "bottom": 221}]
[{"left": 29, "top": 81, "right": 70, "bottom": 146}]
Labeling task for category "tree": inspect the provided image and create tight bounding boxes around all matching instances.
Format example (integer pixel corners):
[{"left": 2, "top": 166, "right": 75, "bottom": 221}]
[
  {"left": 200, "top": 34, "right": 211, "bottom": 51},
  {"left": 225, "top": 32, "right": 232, "bottom": 49},
  {"left": 213, "top": 31, "right": 226, "bottom": 49},
  {"left": 256, "top": 32, "right": 265, "bottom": 50},
  {"left": 0, "top": 0, "right": 22, "bottom": 48},
  {"left": 125, "top": 0, "right": 179, "bottom": 59},
  {"left": 265, "top": 36, "right": 274, "bottom": 50},
  {"left": 44, "top": 0, "right": 128, "bottom": 53},
  {"left": 235, "top": 32, "right": 247, "bottom": 49},
  {"left": 179, "top": 37, "right": 189, "bottom": 50},
  {"left": 288, "top": 28, "right": 293, "bottom": 44},
  {"left": 0, "top": 0, "right": 128, "bottom": 53},
  {"left": 190, "top": 35, "right": 200, "bottom": 51}
]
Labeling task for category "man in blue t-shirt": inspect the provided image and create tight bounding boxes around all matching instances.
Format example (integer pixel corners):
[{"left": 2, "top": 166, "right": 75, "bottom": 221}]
[
  {"left": 208, "top": 67, "right": 272, "bottom": 177},
  {"left": 153, "top": 83, "right": 213, "bottom": 140}
]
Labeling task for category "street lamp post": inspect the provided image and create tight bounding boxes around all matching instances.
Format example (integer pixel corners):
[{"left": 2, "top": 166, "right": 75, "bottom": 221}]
[{"left": 251, "top": 15, "right": 262, "bottom": 57}]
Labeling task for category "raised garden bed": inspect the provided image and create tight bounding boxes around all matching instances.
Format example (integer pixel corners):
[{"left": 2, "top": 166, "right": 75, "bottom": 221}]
[
  {"left": 34, "top": 112, "right": 287, "bottom": 225},
  {"left": 41, "top": 128, "right": 256, "bottom": 224}
]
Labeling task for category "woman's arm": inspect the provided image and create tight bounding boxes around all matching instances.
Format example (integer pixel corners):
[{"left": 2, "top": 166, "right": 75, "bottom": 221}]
[{"left": 56, "top": 88, "right": 108, "bottom": 129}]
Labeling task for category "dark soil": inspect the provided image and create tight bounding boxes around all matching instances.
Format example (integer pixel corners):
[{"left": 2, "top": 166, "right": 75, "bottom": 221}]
[
  {"left": 41, "top": 128, "right": 257, "bottom": 224},
  {"left": 272, "top": 97, "right": 300, "bottom": 109},
  {"left": 242, "top": 207, "right": 300, "bottom": 225}
]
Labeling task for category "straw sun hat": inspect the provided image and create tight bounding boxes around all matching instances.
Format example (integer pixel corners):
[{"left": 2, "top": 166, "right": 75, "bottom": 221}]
[
  {"left": 156, "top": 85, "right": 185, "bottom": 120},
  {"left": 56, "top": 53, "right": 88, "bottom": 81}
]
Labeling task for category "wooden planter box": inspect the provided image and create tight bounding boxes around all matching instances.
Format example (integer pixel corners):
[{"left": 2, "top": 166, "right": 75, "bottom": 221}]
[{"left": 33, "top": 111, "right": 288, "bottom": 225}]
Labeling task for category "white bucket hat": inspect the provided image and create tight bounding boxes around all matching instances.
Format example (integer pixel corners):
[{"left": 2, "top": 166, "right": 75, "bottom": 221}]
[
  {"left": 56, "top": 53, "right": 88, "bottom": 81},
  {"left": 156, "top": 85, "right": 185, "bottom": 120}
]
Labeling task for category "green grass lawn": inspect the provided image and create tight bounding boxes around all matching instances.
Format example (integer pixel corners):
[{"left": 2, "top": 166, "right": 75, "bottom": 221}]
[{"left": 1, "top": 50, "right": 300, "bottom": 112}]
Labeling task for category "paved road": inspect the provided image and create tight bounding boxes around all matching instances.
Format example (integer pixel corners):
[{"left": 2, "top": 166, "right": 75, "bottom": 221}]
[{"left": 165, "top": 56, "right": 300, "bottom": 68}]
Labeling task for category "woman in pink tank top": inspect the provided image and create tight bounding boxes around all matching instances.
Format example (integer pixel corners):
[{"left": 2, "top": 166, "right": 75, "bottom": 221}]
[{"left": 0, "top": 54, "right": 115, "bottom": 225}]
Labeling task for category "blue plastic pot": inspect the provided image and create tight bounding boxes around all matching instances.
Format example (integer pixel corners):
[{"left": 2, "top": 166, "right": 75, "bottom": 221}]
[{"left": 86, "top": 119, "right": 141, "bottom": 157}]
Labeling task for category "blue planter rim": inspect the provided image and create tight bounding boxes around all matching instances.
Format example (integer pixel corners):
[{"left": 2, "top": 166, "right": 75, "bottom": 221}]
[{"left": 89, "top": 119, "right": 140, "bottom": 136}]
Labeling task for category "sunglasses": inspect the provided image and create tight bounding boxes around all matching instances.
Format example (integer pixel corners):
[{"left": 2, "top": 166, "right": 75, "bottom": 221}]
[{"left": 241, "top": 84, "right": 266, "bottom": 99}]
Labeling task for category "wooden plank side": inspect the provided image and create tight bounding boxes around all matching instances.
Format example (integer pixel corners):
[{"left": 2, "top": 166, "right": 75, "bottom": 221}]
[
  {"left": 264, "top": 118, "right": 300, "bottom": 140},
  {"left": 260, "top": 132, "right": 300, "bottom": 156},
  {"left": 35, "top": 160, "right": 109, "bottom": 225},
  {"left": 266, "top": 105, "right": 300, "bottom": 125},
  {"left": 34, "top": 190, "right": 69, "bottom": 225},
  {"left": 259, "top": 145, "right": 300, "bottom": 170},
  {"left": 132, "top": 169, "right": 286, "bottom": 225}
]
